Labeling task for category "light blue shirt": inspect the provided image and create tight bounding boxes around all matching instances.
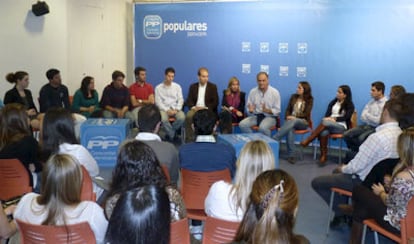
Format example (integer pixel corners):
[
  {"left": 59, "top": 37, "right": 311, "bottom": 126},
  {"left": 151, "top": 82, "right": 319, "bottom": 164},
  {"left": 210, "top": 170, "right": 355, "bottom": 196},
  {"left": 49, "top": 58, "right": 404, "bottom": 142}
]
[
  {"left": 155, "top": 81, "right": 184, "bottom": 111},
  {"left": 246, "top": 85, "right": 281, "bottom": 116},
  {"left": 360, "top": 96, "right": 388, "bottom": 127}
]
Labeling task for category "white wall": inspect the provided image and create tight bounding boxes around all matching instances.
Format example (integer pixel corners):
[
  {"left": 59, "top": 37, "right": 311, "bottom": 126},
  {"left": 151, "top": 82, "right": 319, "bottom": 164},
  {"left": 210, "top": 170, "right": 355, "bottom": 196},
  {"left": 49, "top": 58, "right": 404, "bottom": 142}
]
[{"left": 0, "top": 0, "right": 133, "bottom": 107}]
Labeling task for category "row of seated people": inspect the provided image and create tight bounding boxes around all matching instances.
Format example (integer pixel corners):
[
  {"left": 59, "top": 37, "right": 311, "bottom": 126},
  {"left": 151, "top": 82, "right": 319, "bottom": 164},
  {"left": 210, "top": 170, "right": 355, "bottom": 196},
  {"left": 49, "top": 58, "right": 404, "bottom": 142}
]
[
  {"left": 2, "top": 67, "right": 274, "bottom": 143},
  {"left": 3, "top": 67, "right": 407, "bottom": 149},
  {"left": 2, "top": 94, "right": 414, "bottom": 243}
]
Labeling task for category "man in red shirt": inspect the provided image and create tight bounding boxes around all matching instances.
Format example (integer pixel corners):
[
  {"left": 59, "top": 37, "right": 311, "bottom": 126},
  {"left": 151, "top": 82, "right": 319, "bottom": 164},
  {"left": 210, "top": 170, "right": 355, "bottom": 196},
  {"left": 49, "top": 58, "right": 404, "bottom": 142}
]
[{"left": 129, "top": 66, "right": 155, "bottom": 123}]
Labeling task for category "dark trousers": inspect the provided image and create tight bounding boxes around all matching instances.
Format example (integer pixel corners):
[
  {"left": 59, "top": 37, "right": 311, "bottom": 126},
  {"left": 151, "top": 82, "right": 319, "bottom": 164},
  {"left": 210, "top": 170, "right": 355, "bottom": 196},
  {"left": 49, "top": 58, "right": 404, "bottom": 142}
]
[
  {"left": 352, "top": 185, "right": 399, "bottom": 235},
  {"left": 311, "top": 172, "right": 362, "bottom": 215},
  {"left": 344, "top": 125, "right": 375, "bottom": 152}
]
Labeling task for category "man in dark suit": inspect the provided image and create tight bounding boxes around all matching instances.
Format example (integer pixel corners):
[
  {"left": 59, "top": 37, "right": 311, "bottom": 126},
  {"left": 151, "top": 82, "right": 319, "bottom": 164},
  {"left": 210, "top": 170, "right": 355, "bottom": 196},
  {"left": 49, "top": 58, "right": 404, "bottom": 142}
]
[{"left": 184, "top": 67, "right": 219, "bottom": 142}]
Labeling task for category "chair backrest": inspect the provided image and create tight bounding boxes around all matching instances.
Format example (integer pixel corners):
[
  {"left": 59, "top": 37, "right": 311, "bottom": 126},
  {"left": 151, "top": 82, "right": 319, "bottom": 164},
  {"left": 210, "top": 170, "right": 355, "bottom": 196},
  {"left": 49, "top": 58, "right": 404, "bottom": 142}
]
[
  {"left": 202, "top": 216, "right": 240, "bottom": 244},
  {"left": 80, "top": 166, "right": 96, "bottom": 202},
  {"left": 401, "top": 196, "right": 414, "bottom": 244},
  {"left": 0, "top": 158, "right": 32, "bottom": 200},
  {"left": 170, "top": 218, "right": 190, "bottom": 244},
  {"left": 180, "top": 168, "right": 231, "bottom": 210},
  {"left": 161, "top": 164, "right": 171, "bottom": 183},
  {"left": 17, "top": 220, "right": 96, "bottom": 244}
]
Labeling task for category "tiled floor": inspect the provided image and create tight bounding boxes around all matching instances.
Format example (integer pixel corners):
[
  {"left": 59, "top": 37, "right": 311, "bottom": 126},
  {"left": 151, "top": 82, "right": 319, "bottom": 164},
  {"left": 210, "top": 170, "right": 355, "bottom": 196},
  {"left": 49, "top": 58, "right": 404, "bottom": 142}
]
[{"left": 99, "top": 141, "right": 395, "bottom": 244}]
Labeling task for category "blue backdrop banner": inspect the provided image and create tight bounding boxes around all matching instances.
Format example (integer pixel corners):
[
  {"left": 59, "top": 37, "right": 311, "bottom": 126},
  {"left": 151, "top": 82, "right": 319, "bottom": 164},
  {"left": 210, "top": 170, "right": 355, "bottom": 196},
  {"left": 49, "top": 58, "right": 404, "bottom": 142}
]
[{"left": 134, "top": 1, "right": 414, "bottom": 125}]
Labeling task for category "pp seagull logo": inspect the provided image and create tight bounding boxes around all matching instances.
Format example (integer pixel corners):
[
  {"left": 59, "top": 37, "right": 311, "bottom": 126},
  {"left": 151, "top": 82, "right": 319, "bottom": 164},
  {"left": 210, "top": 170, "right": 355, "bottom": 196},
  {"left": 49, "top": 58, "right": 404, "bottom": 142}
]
[{"left": 143, "top": 15, "right": 162, "bottom": 39}]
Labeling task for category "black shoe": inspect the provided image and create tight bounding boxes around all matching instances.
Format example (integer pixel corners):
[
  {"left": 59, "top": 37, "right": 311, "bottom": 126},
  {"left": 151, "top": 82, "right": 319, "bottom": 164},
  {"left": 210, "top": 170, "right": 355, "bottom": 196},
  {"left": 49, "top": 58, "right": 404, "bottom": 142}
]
[
  {"left": 287, "top": 156, "right": 296, "bottom": 164},
  {"left": 338, "top": 204, "right": 353, "bottom": 216},
  {"left": 329, "top": 215, "right": 348, "bottom": 229}
]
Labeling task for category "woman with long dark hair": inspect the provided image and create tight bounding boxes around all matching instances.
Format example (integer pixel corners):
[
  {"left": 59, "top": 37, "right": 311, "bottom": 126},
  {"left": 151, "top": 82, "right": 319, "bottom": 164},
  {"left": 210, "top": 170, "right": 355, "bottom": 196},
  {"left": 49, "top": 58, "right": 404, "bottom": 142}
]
[
  {"left": 273, "top": 81, "right": 313, "bottom": 163},
  {"left": 104, "top": 186, "right": 170, "bottom": 244},
  {"left": 0, "top": 103, "right": 41, "bottom": 189},
  {"left": 104, "top": 140, "right": 186, "bottom": 221},
  {"left": 300, "top": 85, "right": 354, "bottom": 165},
  {"left": 40, "top": 107, "right": 99, "bottom": 188},
  {"left": 72, "top": 76, "right": 101, "bottom": 118}
]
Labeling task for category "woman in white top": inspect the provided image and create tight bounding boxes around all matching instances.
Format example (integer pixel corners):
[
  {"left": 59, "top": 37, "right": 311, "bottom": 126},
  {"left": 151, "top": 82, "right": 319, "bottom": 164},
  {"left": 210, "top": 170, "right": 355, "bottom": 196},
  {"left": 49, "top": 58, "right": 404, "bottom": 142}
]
[
  {"left": 40, "top": 107, "right": 101, "bottom": 197},
  {"left": 40, "top": 107, "right": 99, "bottom": 177},
  {"left": 300, "top": 85, "right": 354, "bottom": 165},
  {"left": 204, "top": 140, "right": 275, "bottom": 222},
  {"left": 14, "top": 154, "right": 108, "bottom": 243}
]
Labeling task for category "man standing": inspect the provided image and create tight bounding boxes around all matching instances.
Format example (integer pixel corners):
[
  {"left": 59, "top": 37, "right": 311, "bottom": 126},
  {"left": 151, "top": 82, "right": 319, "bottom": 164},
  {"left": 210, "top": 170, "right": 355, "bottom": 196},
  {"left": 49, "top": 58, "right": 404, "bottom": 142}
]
[
  {"left": 136, "top": 104, "right": 180, "bottom": 186},
  {"left": 100, "top": 70, "right": 131, "bottom": 119},
  {"left": 155, "top": 67, "right": 185, "bottom": 141},
  {"left": 129, "top": 66, "right": 155, "bottom": 122},
  {"left": 39, "top": 68, "right": 70, "bottom": 113},
  {"left": 312, "top": 99, "right": 403, "bottom": 227},
  {"left": 184, "top": 67, "right": 218, "bottom": 142},
  {"left": 344, "top": 81, "right": 387, "bottom": 156},
  {"left": 239, "top": 72, "right": 281, "bottom": 136}
]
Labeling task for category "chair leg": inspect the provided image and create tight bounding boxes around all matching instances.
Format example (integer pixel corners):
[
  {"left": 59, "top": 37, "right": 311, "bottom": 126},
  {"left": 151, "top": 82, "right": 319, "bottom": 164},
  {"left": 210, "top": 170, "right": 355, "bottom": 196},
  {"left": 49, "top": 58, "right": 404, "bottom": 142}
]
[
  {"left": 327, "top": 190, "right": 335, "bottom": 235},
  {"left": 374, "top": 231, "right": 379, "bottom": 244},
  {"left": 298, "top": 134, "right": 305, "bottom": 160},
  {"left": 181, "top": 126, "right": 185, "bottom": 144},
  {"left": 361, "top": 225, "right": 367, "bottom": 244}
]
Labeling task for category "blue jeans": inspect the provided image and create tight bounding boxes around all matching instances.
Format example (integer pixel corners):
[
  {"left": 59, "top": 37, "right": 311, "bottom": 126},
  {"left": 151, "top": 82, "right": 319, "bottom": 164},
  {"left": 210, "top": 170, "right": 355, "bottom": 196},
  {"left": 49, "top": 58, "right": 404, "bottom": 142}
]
[
  {"left": 102, "top": 110, "right": 133, "bottom": 120},
  {"left": 320, "top": 120, "right": 346, "bottom": 137},
  {"left": 274, "top": 118, "right": 308, "bottom": 156},
  {"left": 239, "top": 115, "right": 276, "bottom": 136},
  {"left": 160, "top": 110, "right": 185, "bottom": 138}
]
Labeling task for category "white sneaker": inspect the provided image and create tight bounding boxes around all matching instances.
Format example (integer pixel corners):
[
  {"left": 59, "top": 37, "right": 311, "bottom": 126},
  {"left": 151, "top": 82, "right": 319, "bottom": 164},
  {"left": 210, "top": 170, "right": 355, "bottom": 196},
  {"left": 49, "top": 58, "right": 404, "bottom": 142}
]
[{"left": 190, "top": 225, "right": 203, "bottom": 240}]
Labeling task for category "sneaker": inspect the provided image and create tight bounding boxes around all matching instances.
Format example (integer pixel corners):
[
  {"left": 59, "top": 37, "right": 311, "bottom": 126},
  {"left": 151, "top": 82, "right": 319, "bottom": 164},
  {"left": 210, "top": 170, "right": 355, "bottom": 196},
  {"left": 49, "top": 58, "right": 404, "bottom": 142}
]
[{"left": 190, "top": 225, "right": 203, "bottom": 240}]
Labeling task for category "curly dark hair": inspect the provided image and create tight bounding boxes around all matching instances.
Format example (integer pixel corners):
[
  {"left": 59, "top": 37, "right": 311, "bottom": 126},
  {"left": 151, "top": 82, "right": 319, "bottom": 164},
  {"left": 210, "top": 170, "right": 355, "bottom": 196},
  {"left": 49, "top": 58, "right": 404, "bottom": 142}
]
[{"left": 108, "top": 140, "right": 168, "bottom": 197}]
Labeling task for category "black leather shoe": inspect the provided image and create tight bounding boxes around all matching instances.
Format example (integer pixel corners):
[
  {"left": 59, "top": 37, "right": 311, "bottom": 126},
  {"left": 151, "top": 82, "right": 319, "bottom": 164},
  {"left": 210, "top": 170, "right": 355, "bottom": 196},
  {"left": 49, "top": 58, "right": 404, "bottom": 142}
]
[
  {"left": 329, "top": 215, "right": 348, "bottom": 229},
  {"left": 287, "top": 156, "right": 296, "bottom": 164}
]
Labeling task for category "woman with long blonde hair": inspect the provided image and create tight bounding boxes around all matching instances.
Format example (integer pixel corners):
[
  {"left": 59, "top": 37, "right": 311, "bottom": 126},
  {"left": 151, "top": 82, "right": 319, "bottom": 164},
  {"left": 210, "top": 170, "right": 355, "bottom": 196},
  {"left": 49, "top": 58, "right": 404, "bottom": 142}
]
[
  {"left": 234, "top": 169, "right": 309, "bottom": 244},
  {"left": 219, "top": 76, "right": 246, "bottom": 134},
  {"left": 13, "top": 154, "right": 108, "bottom": 243},
  {"left": 205, "top": 140, "right": 275, "bottom": 221}
]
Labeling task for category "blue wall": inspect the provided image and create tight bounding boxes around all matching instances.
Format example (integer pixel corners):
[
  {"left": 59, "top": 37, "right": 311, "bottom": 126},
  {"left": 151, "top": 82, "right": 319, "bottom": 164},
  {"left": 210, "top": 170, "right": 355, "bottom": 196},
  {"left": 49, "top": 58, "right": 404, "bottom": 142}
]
[{"left": 134, "top": 0, "right": 414, "bottom": 125}]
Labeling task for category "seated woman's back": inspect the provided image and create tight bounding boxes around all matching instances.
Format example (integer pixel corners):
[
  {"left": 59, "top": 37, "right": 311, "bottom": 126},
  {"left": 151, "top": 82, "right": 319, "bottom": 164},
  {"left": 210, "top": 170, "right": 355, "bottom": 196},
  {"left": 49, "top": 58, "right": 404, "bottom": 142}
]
[
  {"left": 205, "top": 140, "right": 275, "bottom": 222},
  {"left": 234, "top": 169, "right": 309, "bottom": 244},
  {"left": 13, "top": 154, "right": 108, "bottom": 243},
  {"left": 105, "top": 186, "right": 170, "bottom": 244},
  {"left": 0, "top": 103, "right": 42, "bottom": 187},
  {"left": 105, "top": 140, "right": 186, "bottom": 222}
]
